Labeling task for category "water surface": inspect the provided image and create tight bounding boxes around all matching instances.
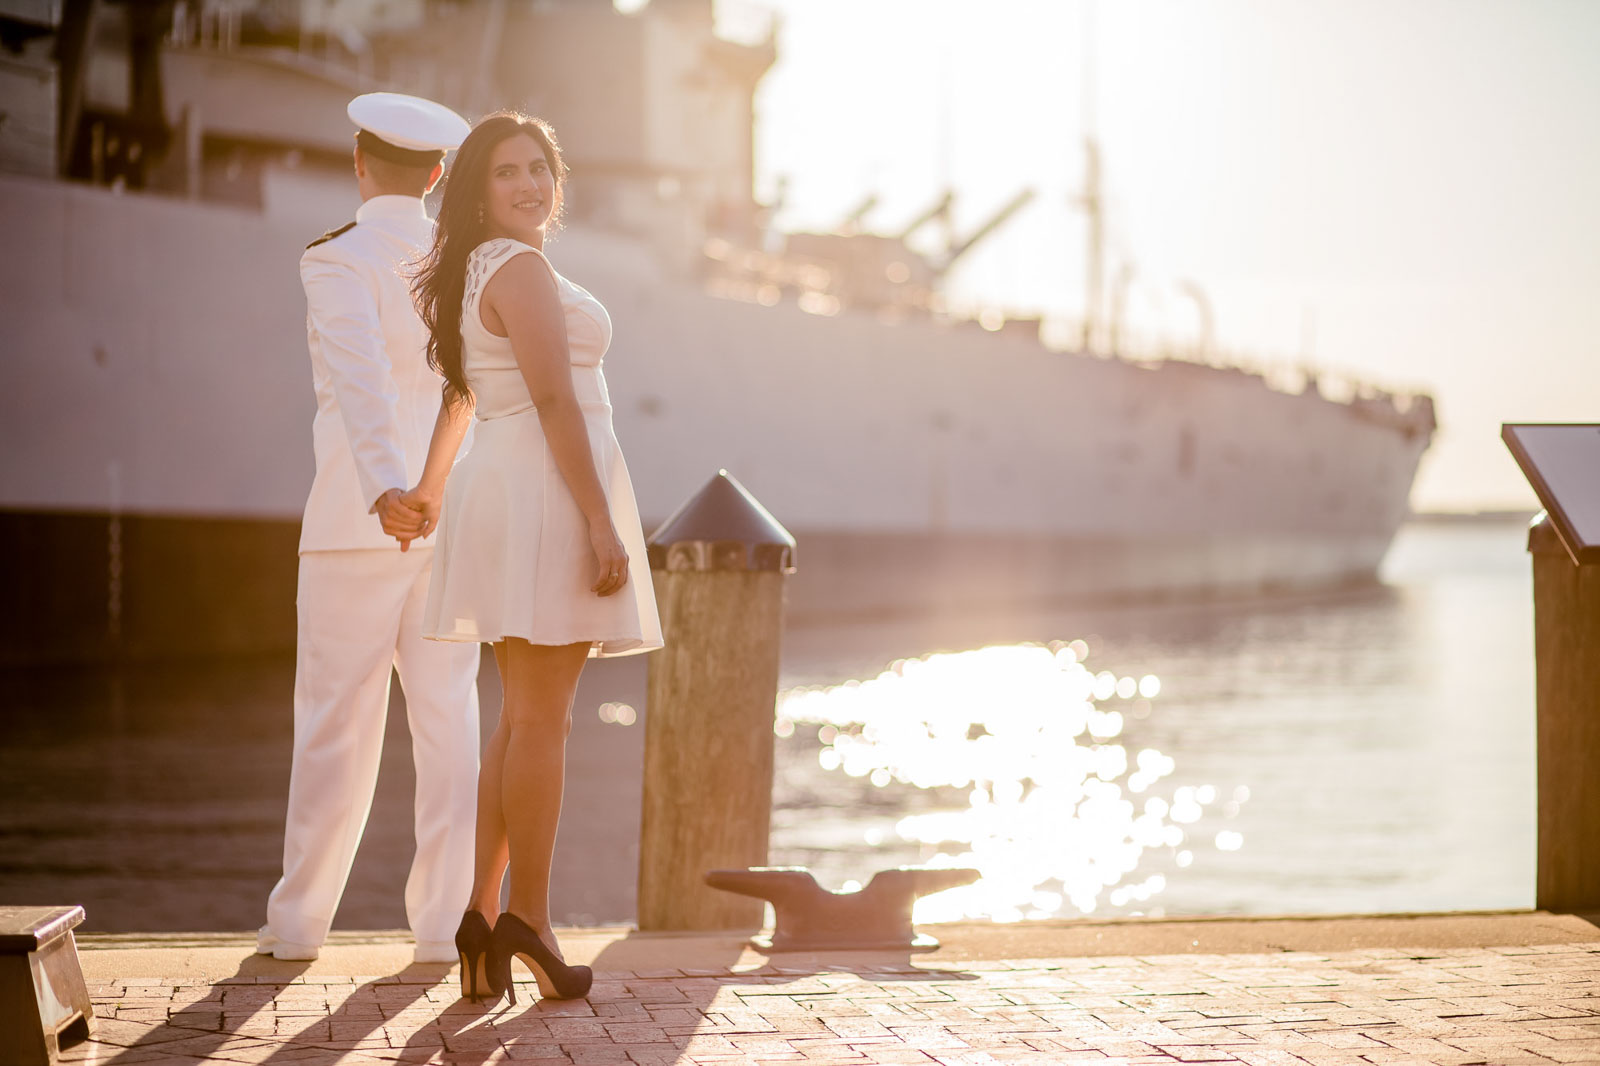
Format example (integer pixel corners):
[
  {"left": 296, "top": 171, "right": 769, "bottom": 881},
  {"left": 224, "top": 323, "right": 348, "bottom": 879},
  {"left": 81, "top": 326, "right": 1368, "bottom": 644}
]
[{"left": 0, "top": 519, "right": 1535, "bottom": 930}]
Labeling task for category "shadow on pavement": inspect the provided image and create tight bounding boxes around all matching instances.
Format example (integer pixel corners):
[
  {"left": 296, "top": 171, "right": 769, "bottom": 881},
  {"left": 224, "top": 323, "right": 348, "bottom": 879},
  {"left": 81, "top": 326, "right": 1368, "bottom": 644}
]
[
  {"left": 82, "top": 931, "right": 990, "bottom": 1064},
  {"left": 470, "top": 930, "right": 980, "bottom": 1063},
  {"left": 257, "top": 964, "right": 446, "bottom": 1065},
  {"left": 96, "top": 955, "right": 313, "bottom": 1064}
]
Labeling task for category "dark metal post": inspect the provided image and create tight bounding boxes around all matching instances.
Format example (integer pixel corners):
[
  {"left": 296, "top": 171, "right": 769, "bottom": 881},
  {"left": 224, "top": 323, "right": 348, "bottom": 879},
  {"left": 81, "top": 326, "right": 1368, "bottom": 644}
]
[{"left": 637, "top": 471, "right": 796, "bottom": 931}]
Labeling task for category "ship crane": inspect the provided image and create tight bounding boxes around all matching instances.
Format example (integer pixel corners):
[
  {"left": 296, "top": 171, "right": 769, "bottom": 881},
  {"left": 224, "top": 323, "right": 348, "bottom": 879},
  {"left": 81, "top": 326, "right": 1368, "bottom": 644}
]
[
  {"left": 895, "top": 190, "right": 955, "bottom": 243},
  {"left": 780, "top": 187, "right": 1033, "bottom": 313},
  {"left": 935, "top": 188, "right": 1037, "bottom": 276},
  {"left": 837, "top": 193, "right": 880, "bottom": 233}
]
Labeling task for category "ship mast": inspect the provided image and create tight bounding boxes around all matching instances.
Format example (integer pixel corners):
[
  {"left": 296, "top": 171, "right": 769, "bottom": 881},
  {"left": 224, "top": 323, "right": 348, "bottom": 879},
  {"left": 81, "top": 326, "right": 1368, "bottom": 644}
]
[
  {"left": 1075, "top": 0, "right": 1105, "bottom": 353},
  {"left": 1079, "top": 138, "right": 1104, "bottom": 353}
]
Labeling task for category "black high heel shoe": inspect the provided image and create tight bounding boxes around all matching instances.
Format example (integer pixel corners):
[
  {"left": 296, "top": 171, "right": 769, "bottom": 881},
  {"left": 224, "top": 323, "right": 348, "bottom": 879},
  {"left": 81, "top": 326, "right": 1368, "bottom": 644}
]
[
  {"left": 455, "top": 911, "right": 501, "bottom": 1003},
  {"left": 490, "top": 912, "right": 592, "bottom": 1004}
]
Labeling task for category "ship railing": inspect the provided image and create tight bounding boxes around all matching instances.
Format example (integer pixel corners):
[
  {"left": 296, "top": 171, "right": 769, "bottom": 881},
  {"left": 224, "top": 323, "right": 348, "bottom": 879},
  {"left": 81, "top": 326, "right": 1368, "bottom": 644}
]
[
  {"left": 700, "top": 241, "right": 1434, "bottom": 435},
  {"left": 168, "top": 0, "right": 405, "bottom": 85},
  {"left": 986, "top": 316, "right": 1436, "bottom": 431},
  {"left": 1090, "top": 323, "right": 1430, "bottom": 408},
  {"left": 169, "top": 0, "right": 247, "bottom": 53},
  {"left": 703, "top": 237, "right": 846, "bottom": 310}
]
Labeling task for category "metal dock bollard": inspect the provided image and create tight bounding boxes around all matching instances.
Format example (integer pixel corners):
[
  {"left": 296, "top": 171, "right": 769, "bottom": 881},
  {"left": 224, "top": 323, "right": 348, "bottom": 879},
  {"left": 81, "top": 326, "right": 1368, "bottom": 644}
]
[
  {"left": 637, "top": 470, "right": 796, "bottom": 931},
  {"left": 1504, "top": 424, "right": 1600, "bottom": 912},
  {"left": 705, "top": 866, "right": 981, "bottom": 952}
]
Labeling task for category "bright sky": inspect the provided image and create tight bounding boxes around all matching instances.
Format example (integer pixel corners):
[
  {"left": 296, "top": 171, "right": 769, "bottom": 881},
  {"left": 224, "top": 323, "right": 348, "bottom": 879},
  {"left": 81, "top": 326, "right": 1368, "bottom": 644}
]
[{"left": 741, "top": 0, "right": 1600, "bottom": 512}]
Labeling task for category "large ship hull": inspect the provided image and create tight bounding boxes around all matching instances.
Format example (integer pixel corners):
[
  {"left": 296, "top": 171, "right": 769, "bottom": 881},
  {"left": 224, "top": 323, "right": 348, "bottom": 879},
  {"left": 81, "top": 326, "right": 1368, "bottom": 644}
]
[{"left": 1, "top": 174, "right": 1431, "bottom": 663}]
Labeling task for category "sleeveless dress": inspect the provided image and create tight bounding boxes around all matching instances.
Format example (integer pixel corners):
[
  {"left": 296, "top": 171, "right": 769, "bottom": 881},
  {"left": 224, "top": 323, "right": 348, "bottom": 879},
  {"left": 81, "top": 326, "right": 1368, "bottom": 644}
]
[{"left": 420, "top": 238, "right": 663, "bottom": 657}]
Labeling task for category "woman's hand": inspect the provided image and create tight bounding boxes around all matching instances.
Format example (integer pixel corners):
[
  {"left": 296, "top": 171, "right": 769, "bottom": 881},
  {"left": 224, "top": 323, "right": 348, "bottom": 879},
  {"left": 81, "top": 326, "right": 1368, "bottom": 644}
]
[
  {"left": 393, "top": 486, "right": 442, "bottom": 552},
  {"left": 375, "top": 488, "right": 423, "bottom": 544},
  {"left": 589, "top": 521, "right": 629, "bottom": 597}
]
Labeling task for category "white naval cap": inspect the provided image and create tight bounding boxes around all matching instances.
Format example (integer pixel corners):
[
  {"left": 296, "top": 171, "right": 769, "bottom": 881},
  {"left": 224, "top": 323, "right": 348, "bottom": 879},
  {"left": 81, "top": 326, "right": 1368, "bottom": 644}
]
[{"left": 347, "top": 92, "right": 469, "bottom": 165}]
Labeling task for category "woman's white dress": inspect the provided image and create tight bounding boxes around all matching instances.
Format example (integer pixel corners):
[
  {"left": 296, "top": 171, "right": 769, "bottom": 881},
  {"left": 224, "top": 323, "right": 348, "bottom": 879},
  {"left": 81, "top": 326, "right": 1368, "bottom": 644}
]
[{"left": 421, "top": 237, "right": 662, "bottom": 657}]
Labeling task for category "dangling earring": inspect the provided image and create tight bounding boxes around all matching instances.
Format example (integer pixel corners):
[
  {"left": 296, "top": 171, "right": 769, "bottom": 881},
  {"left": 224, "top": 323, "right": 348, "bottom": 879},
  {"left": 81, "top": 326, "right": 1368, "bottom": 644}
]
[{"left": 476, "top": 203, "right": 485, "bottom": 225}]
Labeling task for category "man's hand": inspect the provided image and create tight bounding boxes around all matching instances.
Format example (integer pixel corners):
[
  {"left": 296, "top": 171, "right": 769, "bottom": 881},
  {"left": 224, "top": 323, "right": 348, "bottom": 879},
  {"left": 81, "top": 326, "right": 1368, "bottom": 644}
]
[{"left": 376, "top": 488, "right": 426, "bottom": 551}]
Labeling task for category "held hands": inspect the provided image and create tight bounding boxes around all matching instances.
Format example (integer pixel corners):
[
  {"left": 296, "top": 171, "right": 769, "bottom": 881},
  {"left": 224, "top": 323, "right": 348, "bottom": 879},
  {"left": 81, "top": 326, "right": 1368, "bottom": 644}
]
[
  {"left": 589, "top": 520, "right": 629, "bottom": 597},
  {"left": 398, "top": 486, "right": 442, "bottom": 549},
  {"left": 376, "top": 487, "right": 439, "bottom": 552}
]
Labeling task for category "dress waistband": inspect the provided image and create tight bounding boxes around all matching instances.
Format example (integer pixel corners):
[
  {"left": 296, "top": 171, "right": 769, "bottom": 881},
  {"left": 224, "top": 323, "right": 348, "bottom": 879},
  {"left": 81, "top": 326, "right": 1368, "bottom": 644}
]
[
  {"left": 473, "top": 364, "right": 609, "bottom": 422},
  {"left": 477, "top": 398, "right": 612, "bottom": 422}
]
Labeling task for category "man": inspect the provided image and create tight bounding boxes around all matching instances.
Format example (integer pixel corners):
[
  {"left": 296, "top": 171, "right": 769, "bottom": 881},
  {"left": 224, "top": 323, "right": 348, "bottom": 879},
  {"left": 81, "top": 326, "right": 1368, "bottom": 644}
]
[{"left": 258, "top": 93, "right": 479, "bottom": 964}]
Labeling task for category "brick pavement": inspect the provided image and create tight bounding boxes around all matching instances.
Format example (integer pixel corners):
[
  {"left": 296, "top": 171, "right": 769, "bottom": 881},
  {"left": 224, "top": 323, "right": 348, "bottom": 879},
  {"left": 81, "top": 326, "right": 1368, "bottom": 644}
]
[{"left": 62, "top": 936, "right": 1600, "bottom": 1065}]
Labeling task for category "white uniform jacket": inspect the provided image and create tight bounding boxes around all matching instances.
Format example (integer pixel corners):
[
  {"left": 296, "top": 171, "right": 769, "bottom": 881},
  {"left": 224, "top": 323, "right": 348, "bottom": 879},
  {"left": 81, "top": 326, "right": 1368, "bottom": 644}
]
[{"left": 298, "top": 194, "right": 449, "bottom": 553}]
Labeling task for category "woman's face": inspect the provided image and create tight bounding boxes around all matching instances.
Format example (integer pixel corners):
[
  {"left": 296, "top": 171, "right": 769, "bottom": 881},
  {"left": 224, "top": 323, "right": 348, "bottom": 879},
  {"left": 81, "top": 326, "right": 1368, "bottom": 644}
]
[{"left": 483, "top": 132, "right": 557, "bottom": 242}]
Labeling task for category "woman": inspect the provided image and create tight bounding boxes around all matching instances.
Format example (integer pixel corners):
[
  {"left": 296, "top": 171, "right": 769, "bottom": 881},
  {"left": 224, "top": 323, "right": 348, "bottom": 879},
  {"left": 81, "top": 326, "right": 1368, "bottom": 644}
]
[{"left": 395, "top": 112, "right": 662, "bottom": 1005}]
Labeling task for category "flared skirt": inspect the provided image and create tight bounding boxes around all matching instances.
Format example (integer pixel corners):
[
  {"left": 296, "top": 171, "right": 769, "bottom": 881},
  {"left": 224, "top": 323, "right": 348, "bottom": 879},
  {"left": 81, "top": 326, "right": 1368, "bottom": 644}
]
[{"left": 421, "top": 406, "right": 662, "bottom": 657}]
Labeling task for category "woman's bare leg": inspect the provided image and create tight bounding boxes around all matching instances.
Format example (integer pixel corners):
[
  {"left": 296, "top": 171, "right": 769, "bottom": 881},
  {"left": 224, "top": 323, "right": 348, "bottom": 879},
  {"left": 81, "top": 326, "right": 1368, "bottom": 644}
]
[
  {"left": 499, "top": 637, "right": 590, "bottom": 946},
  {"left": 466, "top": 642, "right": 511, "bottom": 917}
]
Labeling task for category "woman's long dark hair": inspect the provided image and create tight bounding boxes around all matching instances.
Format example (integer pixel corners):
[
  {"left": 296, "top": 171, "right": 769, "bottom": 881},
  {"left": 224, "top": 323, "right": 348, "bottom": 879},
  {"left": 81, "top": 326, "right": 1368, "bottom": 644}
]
[{"left": 411, "top": 111, "right": 567, "bottom": 409}]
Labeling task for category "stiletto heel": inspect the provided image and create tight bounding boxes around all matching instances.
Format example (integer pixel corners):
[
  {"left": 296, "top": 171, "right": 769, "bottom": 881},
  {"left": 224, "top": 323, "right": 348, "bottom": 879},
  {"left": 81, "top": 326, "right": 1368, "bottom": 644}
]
[
  {"left": 454, "top": 911, "right": 500, "bottom": 1003},
  {"left": 490, "top": 912, "right": 592, "bottom": 1001},
  {"left": 490, "top": 943, "right": 518, "bottom": 1005}
]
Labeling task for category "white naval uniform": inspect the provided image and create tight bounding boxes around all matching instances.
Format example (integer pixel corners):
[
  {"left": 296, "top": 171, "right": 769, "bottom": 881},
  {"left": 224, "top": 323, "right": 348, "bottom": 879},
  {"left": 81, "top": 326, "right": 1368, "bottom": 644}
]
[{"left": 264, "top": 194, "right": 480, "bottom": 956}]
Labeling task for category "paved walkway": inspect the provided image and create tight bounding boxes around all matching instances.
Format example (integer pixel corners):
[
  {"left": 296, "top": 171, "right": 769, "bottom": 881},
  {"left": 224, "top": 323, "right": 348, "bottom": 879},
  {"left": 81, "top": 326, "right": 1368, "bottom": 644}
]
[{"left": 65, "top": 913, "right": 1600, "bottom": 1065}]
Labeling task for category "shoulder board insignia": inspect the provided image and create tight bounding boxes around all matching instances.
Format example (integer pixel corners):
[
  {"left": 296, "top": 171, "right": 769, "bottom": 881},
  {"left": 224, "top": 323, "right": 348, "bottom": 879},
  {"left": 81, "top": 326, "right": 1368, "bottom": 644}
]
[{"left": 306, "top": 221, "right": 357, "bottom": 249}]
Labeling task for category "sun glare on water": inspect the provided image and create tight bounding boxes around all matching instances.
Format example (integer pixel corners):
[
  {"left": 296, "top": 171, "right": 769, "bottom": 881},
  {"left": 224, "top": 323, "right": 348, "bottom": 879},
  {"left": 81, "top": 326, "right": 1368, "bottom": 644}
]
[{"left": 776, "top": 641, "right": 1245, "bottom": 923}]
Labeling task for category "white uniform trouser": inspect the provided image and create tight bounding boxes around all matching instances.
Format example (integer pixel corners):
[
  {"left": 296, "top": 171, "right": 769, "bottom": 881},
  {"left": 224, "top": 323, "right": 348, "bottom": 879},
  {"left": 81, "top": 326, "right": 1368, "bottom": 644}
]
[{"left": 266, "top": 547, "right": 480, "bottom": 948}]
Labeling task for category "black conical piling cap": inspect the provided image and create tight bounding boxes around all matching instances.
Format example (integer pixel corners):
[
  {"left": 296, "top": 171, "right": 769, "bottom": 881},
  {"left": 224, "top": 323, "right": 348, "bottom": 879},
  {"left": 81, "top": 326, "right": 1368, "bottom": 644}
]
[{"left": 647, "top": 470, "right": 796, "bottom": 573}]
